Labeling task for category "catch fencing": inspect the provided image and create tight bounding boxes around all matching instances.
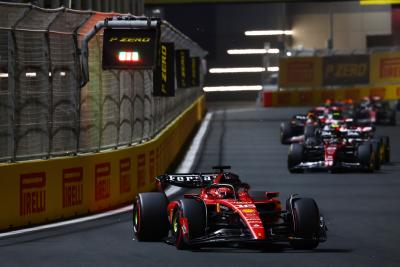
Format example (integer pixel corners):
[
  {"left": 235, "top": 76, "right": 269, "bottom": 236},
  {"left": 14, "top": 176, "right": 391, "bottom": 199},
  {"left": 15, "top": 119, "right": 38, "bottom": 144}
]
[{"left": 0, "top": 2, "right": 206, "bottom": 162}]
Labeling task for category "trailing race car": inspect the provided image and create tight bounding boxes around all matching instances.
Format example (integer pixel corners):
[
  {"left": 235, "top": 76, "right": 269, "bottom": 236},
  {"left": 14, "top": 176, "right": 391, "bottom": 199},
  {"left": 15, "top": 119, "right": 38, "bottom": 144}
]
[
  {"left": 133, "top": 166, "right": 327, "bottom": 250},
  {"left": 287, "top": 125, "right": 378, "bottom": 173},
  {"left": 280, "top": 114, "right": 307, "bottom": 144},
  {"left": 280, "top": 111, "right": 322, "bottom": 144},
  {"left": 337, "top": 125, "right": 391, "bottom": 167},
  {"left": 355, "top": 97, "right": 396, "bottom": 126}
]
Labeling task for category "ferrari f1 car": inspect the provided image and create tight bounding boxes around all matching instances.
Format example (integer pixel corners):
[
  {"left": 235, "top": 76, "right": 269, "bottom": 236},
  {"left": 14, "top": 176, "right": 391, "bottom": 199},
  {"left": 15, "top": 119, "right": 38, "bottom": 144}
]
[{"left": 133, "top": 166, "right": 327, "bottom": 250}]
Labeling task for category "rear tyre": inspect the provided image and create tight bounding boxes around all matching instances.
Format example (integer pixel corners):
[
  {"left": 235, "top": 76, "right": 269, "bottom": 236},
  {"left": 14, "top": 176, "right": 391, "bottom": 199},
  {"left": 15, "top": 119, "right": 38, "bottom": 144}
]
[
  {"left": 358, "top": 143, "right": 374, "bottom": 173},
  {"left": 289, "top": 198, "right": 320, "bottom": 249},
  {"left": 172, "top": 198, "right": 206, "bottom": 250},
  {"left": 280, "top": 122, "right": 293, "bottom": 144},
  {"left": 381, "top": 136, "right": 390, "bottom": 163},
  {"left": 133, "top": 192, "right": 169, "bottom": 241},
  {"left": 389, "top": 110, "right": 396, "bottom": 126},
  {"left": 288, "top": 143, "right": 304, "bottom": 173},
  {"left": 304, "top": 125, "right": 316, "bottom": 139},
  {"left": 370, "top": 140, "right": 381, "bottom": 170}
]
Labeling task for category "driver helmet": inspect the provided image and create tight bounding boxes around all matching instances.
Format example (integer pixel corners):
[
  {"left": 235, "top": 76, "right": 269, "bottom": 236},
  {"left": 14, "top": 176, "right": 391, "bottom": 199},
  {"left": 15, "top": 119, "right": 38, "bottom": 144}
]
[
  {"left": 209, "top": 186, "right": 234, "bottom": 199},
  {"left": 331, "top": 122, "right": 340, "bottom": 130},
  {"left": 307, "top": 112, "right": 315, "bottom": 120}
]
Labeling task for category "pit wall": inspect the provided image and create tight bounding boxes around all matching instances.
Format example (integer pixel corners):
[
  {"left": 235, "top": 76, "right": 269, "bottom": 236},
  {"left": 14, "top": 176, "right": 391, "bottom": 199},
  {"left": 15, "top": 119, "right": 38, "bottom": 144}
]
[
  {"left": 0, "top": 96, "right": 205, "bottom": 231},
  {"left": 263, "top": 85, "right": 400, "bottom": 107}
]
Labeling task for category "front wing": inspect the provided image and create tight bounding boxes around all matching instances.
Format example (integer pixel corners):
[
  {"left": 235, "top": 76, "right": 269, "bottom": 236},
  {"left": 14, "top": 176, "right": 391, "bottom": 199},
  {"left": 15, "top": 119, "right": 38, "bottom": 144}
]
[
  {"left": 166, "top": 217, "right": 327, "bottom": 247},
  {"left": 292, "top": 160, "right": 363, "bottom": 171}
]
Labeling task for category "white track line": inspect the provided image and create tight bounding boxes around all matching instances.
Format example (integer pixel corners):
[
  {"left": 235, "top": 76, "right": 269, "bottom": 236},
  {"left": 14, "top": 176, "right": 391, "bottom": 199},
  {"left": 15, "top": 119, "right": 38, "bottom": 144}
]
[
  {"left": 165, "top": 112, "right": 213, "bottom": 196},
  {"left": 1, "top": 112, "right": 213, "bottom": 239},
  {"left": 0, "top": 205, "right": 133, "bottom": 239}
]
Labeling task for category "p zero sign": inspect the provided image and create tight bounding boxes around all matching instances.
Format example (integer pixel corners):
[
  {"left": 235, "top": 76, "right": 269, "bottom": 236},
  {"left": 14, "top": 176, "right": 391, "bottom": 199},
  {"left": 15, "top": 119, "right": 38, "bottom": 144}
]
[
  {"left": 176, "top": 49, "right": 190, "bottom": 88},
  {"left": 323, "top": 55, "right": 369, "bottom": 86},
  {"left": 190, "top": 57, "right": 200, "bottom": 87},
  {"left": 102, "top": 28, "right": 158, "bottom": 69},
  {"left": 153, "top": 42, "right": 175, "bottom": 96}
]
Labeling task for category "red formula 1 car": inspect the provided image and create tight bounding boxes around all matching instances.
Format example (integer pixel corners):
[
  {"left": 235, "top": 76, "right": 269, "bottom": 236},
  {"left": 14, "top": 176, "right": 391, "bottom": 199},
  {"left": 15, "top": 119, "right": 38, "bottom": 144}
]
[{"left": 133, "top": 166, "right": 327, "bottom": 250}]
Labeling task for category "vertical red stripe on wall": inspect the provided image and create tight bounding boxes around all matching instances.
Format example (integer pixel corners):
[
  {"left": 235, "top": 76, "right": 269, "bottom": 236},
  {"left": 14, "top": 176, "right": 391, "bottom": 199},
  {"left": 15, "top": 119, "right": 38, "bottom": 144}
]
[
  {"left": 392, "top": 5, "right": 400, "bottom": 45},
  {"left": 263, "top": 92, "right": 273, "bottom": 107}
]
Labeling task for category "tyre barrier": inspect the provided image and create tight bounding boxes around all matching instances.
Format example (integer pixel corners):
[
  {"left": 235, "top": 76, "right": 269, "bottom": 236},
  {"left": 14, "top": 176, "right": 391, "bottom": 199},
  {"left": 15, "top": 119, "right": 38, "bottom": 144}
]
[{"left": 0, "top": 96, "right": 205, "bottom": 231}]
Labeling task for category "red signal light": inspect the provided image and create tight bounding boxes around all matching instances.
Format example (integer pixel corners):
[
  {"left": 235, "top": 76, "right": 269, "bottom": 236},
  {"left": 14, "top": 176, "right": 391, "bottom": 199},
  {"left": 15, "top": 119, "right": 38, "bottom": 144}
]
[{"left": 118, "top": 51, "right": 140, "bottom": 62}]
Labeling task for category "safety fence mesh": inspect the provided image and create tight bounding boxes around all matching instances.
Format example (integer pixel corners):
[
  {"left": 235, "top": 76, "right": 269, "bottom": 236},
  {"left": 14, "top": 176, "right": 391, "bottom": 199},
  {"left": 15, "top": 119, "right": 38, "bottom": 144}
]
[{"left": 0, "top": 3, "right": 206, "bottom": 162}]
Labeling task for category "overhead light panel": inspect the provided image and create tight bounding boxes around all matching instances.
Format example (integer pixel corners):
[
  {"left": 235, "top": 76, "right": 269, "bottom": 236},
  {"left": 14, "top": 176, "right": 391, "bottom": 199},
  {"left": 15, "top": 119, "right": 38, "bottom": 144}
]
[
  {"left": 267, "top": 66, "right": 279, "bottom": 72},
  {"left": 245, "top": 30, "right": 293, "bottom": 36},
  {"left": 227, "top": 48, "right": 280, "bottom": 55},
  {"left": 267, "top": 48, "right": 280, "bottom": 54},
  {"left": 227, "top": 49, "right": 267, "bottom": 55},
  {"left": 209, "top": 67, "right": 265, "bottom": 73},
  {"left": 26, "top": 72, "right": 37, "bottom": 77},
  {"left": 203, "top": 85, "right": 263, "bottom": 92}
]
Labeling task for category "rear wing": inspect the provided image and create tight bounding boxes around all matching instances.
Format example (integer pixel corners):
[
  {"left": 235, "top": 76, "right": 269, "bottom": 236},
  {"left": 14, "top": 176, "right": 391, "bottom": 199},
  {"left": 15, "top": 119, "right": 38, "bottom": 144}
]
[
  {"left": 156, "top": 173, "right": 218, "bottom": 188},
  {"left": 292, "top": 114, "right": 307, "bottom": 122}
]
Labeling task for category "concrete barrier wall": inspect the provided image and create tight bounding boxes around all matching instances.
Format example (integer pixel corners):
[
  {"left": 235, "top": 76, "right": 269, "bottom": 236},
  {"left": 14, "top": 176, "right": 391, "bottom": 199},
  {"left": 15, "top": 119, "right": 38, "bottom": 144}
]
[
  {"left": 263, "top": 85, "right": 400, "bottom": 107},
  {"left": 0, "top": 96, "right": 205, "bottom": 231}
]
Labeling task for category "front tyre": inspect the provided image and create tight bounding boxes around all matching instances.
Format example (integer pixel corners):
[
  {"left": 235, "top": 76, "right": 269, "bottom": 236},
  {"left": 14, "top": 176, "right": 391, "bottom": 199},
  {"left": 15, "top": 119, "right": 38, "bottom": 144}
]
[
  {"left": 288, "top": 143, "right": 304, "bottom": 173},
  {"left": 172, "top": 198, "right": 206, "bottom": 250},
  {"left": 133, "top": 192, "right": 169, "bottom": 241},
  {"left": 289, "top": 198, "right": 320, "bottom": 249}
]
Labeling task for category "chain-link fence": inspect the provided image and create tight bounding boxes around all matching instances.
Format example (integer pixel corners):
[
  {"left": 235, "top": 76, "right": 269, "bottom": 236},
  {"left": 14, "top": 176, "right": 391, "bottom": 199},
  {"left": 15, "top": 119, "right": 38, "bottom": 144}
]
[{"left": 0, "top": 2, "right": 206, "bottom": 162}]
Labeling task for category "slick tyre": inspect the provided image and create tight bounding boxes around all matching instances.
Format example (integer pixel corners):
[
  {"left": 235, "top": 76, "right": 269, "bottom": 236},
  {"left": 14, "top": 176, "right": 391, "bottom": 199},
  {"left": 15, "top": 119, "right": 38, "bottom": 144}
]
[
  {"left": 280, "top": 122, "right": 293, "bottom": 144},
  {"left": 358, "top": 143, "right": 374, "bottom": 173},
  {"left": 288, "top": 143, "right": 304, "bottom": 173},
  {"left": 381, "top": 136, "right": 390, "bottom": 163},
  {"left": 304, "top": 125, "right": 317, "bottom": 139},
  {"left": 133, "top": 192, "right": 169, "bottom": 241},
  {"left": 389, "top": 110, "right": 396, "bottom": 126},
  {"left": 290, "top": 198, "right": 320, "bottom": 250},
  {"left": 370, "top": 140, "right": 381, "bottom": 170},
  {"left": 172, "top": 198, "right": 206, "bottom": 250}
]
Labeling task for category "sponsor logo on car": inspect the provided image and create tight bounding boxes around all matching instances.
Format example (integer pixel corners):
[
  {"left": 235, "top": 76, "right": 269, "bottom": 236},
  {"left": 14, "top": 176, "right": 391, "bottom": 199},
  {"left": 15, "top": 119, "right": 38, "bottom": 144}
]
[{"left": 242, "top": 209, "right": 256, "bottom": 213}]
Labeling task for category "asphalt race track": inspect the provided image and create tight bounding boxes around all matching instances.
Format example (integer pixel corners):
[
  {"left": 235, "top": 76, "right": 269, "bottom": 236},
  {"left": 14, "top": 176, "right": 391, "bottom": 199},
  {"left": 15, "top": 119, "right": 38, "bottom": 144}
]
[{"left": 1, "top": 104, "right": 400, "bottom": 267}]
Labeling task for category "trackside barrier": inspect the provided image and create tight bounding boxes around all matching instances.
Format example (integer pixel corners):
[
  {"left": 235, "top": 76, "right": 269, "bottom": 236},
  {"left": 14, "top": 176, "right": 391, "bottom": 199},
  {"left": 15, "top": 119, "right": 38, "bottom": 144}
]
[
  {"left": 0, "top": 96, "right": 205, "bottom": 231},
  {"left": 262, "top": 85, "right": 400, "bottom": 107}
]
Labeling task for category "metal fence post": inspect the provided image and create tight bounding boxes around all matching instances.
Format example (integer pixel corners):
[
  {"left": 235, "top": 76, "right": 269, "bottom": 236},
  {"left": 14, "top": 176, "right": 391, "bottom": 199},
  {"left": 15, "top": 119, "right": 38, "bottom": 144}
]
[
  {"left": 46, "top": 9, "right": 63, "bottom": 158},
  {"left": 8, "top": 29, "right": 16, "bottom": 162}
]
